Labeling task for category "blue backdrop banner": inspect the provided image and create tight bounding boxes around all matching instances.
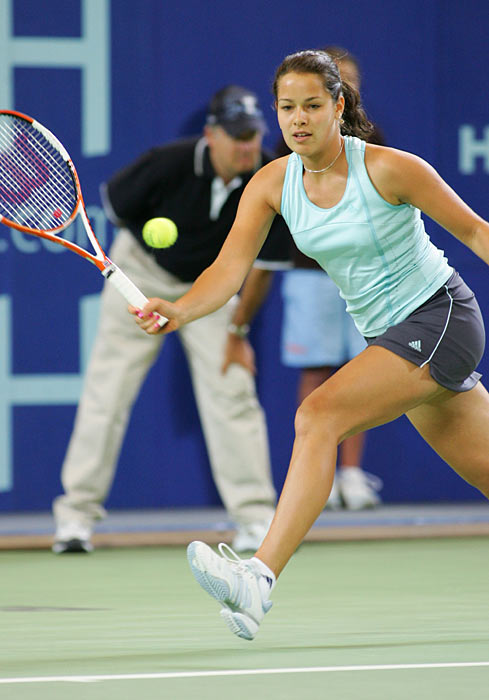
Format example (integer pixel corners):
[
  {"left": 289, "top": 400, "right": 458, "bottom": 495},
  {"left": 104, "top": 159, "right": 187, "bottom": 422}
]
[{"left": 0, "top": 0, "right": 488, "bottom": 511}]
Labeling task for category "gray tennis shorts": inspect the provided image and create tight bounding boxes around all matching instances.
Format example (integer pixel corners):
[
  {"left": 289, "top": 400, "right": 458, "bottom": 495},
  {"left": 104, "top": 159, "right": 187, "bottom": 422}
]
[{"left": 366, "top": 271, "right": 485, "bottom": 392}]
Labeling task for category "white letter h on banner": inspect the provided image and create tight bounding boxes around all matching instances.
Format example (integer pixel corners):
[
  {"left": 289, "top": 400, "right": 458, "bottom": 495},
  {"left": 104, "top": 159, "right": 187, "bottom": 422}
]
[{"left": 0, "top": 0, "right": 111, "bottom": 157}]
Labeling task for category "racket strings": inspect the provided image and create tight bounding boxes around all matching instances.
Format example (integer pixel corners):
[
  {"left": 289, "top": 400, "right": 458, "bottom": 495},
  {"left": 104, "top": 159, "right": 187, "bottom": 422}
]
[
  {"left": 0, "top": 115, "right": 78, "bottom": 231},
  {"left": 0, "top": 119, "right": 74, "bottom": 210}
]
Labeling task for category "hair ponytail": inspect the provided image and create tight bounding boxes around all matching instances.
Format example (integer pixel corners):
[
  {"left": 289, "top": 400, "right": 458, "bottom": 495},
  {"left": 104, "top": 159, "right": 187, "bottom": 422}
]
[{"left": 340, "top": 79, "right": 374, "bottom": 139}]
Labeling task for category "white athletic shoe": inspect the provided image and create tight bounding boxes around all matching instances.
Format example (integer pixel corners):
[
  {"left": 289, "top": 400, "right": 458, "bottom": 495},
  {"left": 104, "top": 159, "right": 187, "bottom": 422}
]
[
  {"left": 231, "top": 519, "right": 272, "bottom": 553},
  {"left": 52, "top": 521, "right": 94, "bottom": 554},
  {"left": 338, "top": 467, "right": 383, "bottom": 510},
  {"left": 187, "top": 541, "right": 273, "bottom": 640}
]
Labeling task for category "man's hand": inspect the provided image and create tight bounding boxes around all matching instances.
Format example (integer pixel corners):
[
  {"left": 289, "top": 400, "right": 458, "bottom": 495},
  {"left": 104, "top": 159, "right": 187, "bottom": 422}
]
[
  {"left": 221, "top": 334, "right": 256, "bottom": 375},
  {"left": 219, "top": 267, "right": 274, "bottom": 373}
]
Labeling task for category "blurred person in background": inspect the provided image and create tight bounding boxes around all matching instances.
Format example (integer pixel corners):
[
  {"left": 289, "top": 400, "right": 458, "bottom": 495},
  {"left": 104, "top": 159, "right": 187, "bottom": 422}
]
[
  {"left": 277, "top": 46, "right": 384, "bottom": 510},
  {"left": 52, "top": 85, "right": 291, "bottom": 555}
]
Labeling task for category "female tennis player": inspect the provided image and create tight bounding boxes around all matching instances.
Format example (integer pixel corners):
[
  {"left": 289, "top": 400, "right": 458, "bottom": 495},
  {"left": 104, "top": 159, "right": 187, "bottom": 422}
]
[{"left": 132, "top": 50, "right": 489, "bottom": 640}]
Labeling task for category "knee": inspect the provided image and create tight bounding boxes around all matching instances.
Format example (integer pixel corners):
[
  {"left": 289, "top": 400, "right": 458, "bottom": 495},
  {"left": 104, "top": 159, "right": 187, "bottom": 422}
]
[{"left": 294, "top": 390, "right": 341, "bottom": 441}]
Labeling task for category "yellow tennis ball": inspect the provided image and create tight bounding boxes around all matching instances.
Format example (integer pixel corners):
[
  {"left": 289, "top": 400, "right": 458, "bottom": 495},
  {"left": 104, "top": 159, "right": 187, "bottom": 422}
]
[{"left": 142, "top": 217, "right": 178, "bottom": 248}]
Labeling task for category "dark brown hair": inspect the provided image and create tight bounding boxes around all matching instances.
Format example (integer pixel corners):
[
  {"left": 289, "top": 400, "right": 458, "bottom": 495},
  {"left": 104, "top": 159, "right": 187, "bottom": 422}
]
[{"left": 272, "top": 49, "right": 373, "bottom": 140}]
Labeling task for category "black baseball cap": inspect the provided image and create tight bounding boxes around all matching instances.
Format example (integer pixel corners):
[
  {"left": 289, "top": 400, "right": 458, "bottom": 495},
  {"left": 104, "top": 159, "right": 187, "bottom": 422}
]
[{"left": 206, "top": 85, "right": 267, "bottom": 138}]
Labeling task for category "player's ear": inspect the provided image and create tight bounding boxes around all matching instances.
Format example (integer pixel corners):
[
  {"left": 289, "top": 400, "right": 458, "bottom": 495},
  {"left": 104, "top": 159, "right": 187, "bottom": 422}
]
[{"left": 335, "top": 95, "right": 345, "bottom": 120}]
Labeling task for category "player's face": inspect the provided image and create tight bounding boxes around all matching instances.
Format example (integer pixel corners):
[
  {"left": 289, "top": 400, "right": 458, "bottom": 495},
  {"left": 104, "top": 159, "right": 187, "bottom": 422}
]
[
  {"left": 206, "top": 126, "right": 263, "bottom": 183},
  {"left": 276, "top": 72, "right": 344, "bottom": 159}
]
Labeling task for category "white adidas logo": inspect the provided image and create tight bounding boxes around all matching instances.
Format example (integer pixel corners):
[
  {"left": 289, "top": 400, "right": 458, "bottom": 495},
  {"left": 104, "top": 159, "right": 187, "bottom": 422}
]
[{"left": 408, "top": 340, "right": 422, "bottom": 352}]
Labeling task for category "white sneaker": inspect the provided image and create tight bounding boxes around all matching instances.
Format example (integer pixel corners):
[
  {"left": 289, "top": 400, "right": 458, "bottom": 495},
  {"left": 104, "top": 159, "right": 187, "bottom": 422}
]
[
  {"left": 52, "top": 521, "right": 94, "bottom": 554},
  {"left": 231, "top": 519, "right": 271, "bottom": 553},
  {"left": 324, "top": 477, "right": 342, "bottom": 510},
  {"left": 338, "top": 467, "right": 383, "bottom": 510},
  {"left": 187, "top": 541, "right": 273, "bottom": 640}
]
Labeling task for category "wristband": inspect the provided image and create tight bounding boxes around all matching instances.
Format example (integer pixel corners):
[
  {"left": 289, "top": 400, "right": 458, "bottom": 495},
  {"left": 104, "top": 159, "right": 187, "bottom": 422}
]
[{"left": 227, "top": 322, "right": 250, "bottom": 338}]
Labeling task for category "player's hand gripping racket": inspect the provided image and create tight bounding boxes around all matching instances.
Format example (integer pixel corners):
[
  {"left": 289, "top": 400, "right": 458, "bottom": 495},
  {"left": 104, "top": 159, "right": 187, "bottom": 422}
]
[{"left": 0, "top": 109, "right": 167, "bottom": 327}]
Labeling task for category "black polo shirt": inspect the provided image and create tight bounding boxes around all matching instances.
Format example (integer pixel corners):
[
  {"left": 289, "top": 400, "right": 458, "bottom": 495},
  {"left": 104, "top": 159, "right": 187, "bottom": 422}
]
[{"left": 102, "top": 137, "right": 291, "bottom": 282}]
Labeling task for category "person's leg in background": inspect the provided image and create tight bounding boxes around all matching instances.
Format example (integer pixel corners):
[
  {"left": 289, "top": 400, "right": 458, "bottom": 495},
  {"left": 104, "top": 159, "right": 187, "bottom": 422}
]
[
  {"left": 281, "top": 268, "right": 382, "bottom": 510},
  {"left": 52, "top": 231, "right": 175, "bottom": 552},
  {"left": 334, "top": 306, "right": 383, "bottom": 508},
  {"left": 180, "top": 296, "right": 276, "bottom": 553}
]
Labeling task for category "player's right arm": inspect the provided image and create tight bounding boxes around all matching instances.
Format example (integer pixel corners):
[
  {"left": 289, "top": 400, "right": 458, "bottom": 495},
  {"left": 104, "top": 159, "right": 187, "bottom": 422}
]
[{"left": 133, "top": 158, "right": 287, "bottom": 334}]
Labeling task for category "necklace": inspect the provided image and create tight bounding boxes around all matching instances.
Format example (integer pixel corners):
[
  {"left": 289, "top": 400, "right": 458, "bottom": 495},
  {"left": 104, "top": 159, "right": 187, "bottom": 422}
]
[{"left": 302, "top": 139, "right": 344, "bottom": 173}]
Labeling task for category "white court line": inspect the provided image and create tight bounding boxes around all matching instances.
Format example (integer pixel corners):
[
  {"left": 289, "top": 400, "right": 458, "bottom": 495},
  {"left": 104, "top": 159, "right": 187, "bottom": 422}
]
[{"left": 1, "top": 661, "right": 489, "bottom": 684}]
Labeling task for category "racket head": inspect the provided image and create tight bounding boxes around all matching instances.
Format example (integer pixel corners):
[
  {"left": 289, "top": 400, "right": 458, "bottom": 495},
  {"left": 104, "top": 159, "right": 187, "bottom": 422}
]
[
  {"left": 0, "top": 110, "right": 167, "bottom": 326},
  {"left": 0, "top": 109, "right": 80, "bottom": 235}
]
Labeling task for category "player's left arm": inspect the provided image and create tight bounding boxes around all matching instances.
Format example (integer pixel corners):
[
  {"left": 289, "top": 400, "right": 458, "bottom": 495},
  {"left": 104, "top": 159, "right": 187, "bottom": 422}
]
[{"left": 366, "top": 145, "right": 489, "bottom": 265}]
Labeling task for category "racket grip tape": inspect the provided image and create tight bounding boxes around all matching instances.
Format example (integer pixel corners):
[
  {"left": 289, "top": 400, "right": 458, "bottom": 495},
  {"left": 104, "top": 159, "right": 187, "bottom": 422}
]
[{"left": 102, "top": 263, "right": 168, "bottom": 328}]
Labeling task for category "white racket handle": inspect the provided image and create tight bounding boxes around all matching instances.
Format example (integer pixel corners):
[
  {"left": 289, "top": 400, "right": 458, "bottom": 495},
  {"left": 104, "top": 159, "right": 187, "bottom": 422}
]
[{"left": 102, "top": 262, "right": 168, "bottom": 328}]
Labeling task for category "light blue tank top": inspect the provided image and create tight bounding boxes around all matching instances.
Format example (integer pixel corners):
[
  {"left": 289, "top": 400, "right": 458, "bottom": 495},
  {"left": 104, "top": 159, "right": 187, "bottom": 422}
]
[{"left": 280, "top": 136, "right": 453, "bottom": 336}]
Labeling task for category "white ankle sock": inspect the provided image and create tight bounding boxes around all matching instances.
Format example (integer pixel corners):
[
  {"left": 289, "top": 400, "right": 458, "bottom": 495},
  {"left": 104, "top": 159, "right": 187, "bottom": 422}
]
[{"left": 251, "top": 557, "right": 276, "bottom": 590}]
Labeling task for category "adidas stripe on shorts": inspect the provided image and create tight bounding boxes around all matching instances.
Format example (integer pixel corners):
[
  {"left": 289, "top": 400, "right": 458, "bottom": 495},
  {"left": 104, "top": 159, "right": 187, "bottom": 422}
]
[{"left": 365, "top": 271, "right": 485, "bottom": 392}]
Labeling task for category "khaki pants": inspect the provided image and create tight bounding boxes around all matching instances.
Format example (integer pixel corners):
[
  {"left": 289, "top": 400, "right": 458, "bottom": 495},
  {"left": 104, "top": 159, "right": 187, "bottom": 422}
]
[{"left": 53, "top": 230, "right": 276, "bottom": 529}]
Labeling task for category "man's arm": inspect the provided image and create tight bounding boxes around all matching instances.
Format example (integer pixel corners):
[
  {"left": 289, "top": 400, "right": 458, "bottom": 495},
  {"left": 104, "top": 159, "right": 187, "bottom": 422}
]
[
  {"left": 222, "top": 201, "right": 291, "bottom": 374},
  {"left": 222, "top": 267, "right": 274, "bottom": 374}
]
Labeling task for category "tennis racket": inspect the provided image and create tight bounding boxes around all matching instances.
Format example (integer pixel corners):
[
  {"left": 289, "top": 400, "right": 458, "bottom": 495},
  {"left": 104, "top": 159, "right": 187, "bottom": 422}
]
[{"left": 0, "top": 109, "right": 167, "bottom": 326}]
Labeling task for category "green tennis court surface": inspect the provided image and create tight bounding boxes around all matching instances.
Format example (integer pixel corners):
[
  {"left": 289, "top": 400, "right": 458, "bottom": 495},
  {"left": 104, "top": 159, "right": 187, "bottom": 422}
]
[{"left": 1, "top": 538, "right": 488, "bottom": 699}]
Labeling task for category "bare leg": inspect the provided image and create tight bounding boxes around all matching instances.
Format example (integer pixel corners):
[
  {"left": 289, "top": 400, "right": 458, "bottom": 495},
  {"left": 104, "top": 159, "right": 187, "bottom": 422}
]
[
  {"left": 298, "top": 366, "right": 366, "bottom": 469},
  {"left": 406, "top": 382, "right": 489, "bottom": 498},
  {"left": 256, "top": 346, "right": 447, "bottom": 577}
]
